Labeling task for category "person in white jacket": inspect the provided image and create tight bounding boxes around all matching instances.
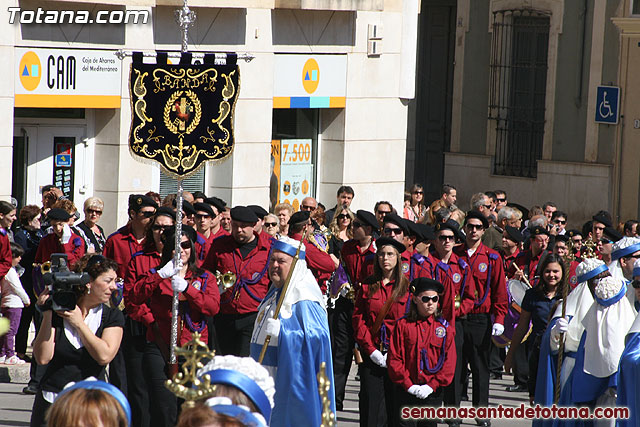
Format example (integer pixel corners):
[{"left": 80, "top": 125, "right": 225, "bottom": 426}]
[{"left": 0, "top": 242, "right": 29, "bottom": 364}]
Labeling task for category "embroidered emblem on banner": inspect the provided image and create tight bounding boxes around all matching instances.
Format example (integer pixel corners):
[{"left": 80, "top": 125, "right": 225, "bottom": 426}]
[
  {"left": 479, "top": 263, "right": 488, "bottom": 273},
  {"left": 402, "top": 262, "right": 410, "bottom": 274},
  {"left": 435, "top": 326, "right": 446, "bottom": 338},
  {"left": 128, "top": 52, "right": 240, "bottom": 178},
  {"left": 452, "top": 273, "right": 461, "bottom": 283}
]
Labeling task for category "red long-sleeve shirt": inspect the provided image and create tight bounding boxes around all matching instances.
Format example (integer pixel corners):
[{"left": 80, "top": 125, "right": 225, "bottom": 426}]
[
  {"left": 202, "top": 232, "right": 273, "bottom": 315},
  {"left": 388, "top": 316, "right": 456, "bottom": 392},
  {"left": 428, "top": 252, "right": 476, "bottom": 324},
  {"left": 456, "top": 243, "right": 508, "bottom": 325},
  {"left": 0, "top": 229, "right": 13, "bottom": 281},
  {"left": 341, "top": 238, "right": 377, "bottom": 287},
  {"left": 195, "top": 227, "right": 229, "bottom": 267},
  {"left": 35, "top": 232, "right": 85, "bottom": 269},
  {"left": 290, "top": 232, "right": 335, "bottom": 292},
  {"left": 103, "top": 224, "right": 145, "bottom": 279},
  {"left": 352, "top": 278, "right": 410, "bottom": 355},
  {"left": 508, "top": 249, "right": 545, "bottom": 286},
  {"left": 410, "top": 251, "right": 435, "bottom": 281},
  {"left": 123, "top": 247, "right": 161, "bottom": 327},
  {"left": 128, "top": 267, "right": 220, "bottom": 345}
]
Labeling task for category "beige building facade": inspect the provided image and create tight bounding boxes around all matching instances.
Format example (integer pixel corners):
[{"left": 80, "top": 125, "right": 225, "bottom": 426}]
[{"left": 4, "top": 0, "right": 416, "bottom": 232}]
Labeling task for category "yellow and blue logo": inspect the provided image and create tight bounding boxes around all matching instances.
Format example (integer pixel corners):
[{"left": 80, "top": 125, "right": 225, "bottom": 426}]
[
  {"left": 19, "top": 51, "right": 41, "bottom": 91},
  {"left": 302, "top": 58, "right": 319, "bottom": 94}
]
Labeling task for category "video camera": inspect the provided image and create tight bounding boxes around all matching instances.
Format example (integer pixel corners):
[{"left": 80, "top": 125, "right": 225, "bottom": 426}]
[{"left": 42, "top": 254, "right": 91, "bottom": 312}]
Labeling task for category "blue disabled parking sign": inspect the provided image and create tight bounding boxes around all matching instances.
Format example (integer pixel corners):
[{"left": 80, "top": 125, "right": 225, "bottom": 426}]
[{"left": 595, "top": 86, "right": 619, "bottom": 124}]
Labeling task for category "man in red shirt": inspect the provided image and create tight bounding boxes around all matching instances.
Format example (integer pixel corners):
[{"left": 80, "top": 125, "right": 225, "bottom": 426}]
[
  {"left": 202, "top": 206, "right": 273, "bottom": 356},
  {"left": 508, "top": 226, "right": 549, "bottom": 286},
  {"left": 410, "top": 224, "right": 436, "bottom": 281},
  {"left": 193, "top": 201, "right": 229, "bottom": 266},
  {"left": 34, "top": 208, "right": 85, "bottom": 269},
  {"left": 455, "top": 211, "right": 508, "bottom": 425},
  {"left": 382, "top": 213, "right": 412, "bottom": 278}
]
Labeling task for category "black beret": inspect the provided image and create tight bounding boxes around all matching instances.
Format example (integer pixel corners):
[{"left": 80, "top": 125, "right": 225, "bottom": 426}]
[
  {"left": 415, "top": 224, "right": 436, "bottom": 243},
  {"left": 204, "top": 197, "right": 226, "bottom": 214},
  {"left": 529, "top": 225, "right": 549, "bottom": 238},
  {"left": 248, "top": 205, "right": 269, "bottom": 220},
  {"left": 288, "top": 210, "right": 310, "bottom": 225},
  {"left": 592, "top": 213, "right": 613, "bottom": 228},
  {"left": 434, "top": 220, "right": 459, "bottom": 236},
  {"left": 162, "top": 224, "right": 198, "bottom": 246},
  {"left": 382, "top": 213, "right": 409, "bottom": 235},
  {"left": 405, "top": 220, "right": 421, "bottom": 237},
  {"left": 155, "top": 206, "right": 176, "bottom": 221},
  {"left": 566, "top": 229, "right": 582, "bottom": 238},
  {"left": 603, "top": 226, "right": 623, "bottom": 242},
  {"left": 47, "top": 208, "right": 72, "bottom": 221},
  {"left": 504, "top": 226, "right": 524, "bottom": 243},
  {"left": 375, "top": 237, "right": 406, "bottom": 254},
  {"left": 128, "top": 194, "right": 158, "bottom": 212},
  {"left": 355, "top": 210, "right": 379, "bottom": 231},
  {"left": 410, "top": 278, "right": 444, "bottom": 295},
  {"left": 230, "top": 206, "right": 258, "bottom": 224},
  {"left": 172, "top": 199, "right": 196, "bottom": 216},
  {"left": 193, "top": 202, "right": 215, "bottom": 217},
  {"left": 555, "top": 234, "right": 569, "bottom": 243},
  {"left": 465, "top": 210, "right": 489, "bottom": 229}
]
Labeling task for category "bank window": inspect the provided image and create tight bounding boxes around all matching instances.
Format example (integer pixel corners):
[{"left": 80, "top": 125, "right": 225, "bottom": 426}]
[
  {"left": 270, "top": 109, "right": 319, "bottom": 212},
  {"left": 488, "top": 9, "right": 550, "bottom": 178}
]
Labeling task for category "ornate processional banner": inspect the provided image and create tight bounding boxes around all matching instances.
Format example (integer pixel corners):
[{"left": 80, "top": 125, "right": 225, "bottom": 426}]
[{"left": 128, "top": 52, "right": 240, "bottom": 178}]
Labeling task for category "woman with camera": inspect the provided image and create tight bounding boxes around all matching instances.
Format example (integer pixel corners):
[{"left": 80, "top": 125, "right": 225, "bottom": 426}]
[{"left": 30, "top": 255, "right": 124, "bottom": 427}]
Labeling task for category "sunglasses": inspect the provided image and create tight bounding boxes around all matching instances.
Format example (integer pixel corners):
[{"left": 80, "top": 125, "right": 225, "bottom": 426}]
[
  {"left": 496, "top": 198, "right": 506, "bottom": 203},
  {"left": 352, "top": 222, "right": 363, "bottom": 229},
  {"left": 87, "top": 208, "right": 102, "bottom": 215},
  {"left": 337, "top": 214, "right": 350, "bottom": 220},
  {"left": 413, "top": 191, "right": 423, "bottom": 195},
  {"left": 572, "top": 238, "right": 583, "bottom": 243},
  {"left": 301, "top": 205, "right": 316, "bottom": 211},
  {"left": 483, "top": 204, "right": 492, "bottom": 210},
  {"left": 438, "top": 234, "right": 455, "bottom": 242},
  {"left": 377, "top": 210, "right": 391, "bottom": 216},
  {"left": 420, "top": 295, "right": 439, "bottom": 303},
  {"left": 600, "top": 238, "right": 613, "bottom": 245},
  {"left": 384, "top": 227, "right": 403, "bottom": 235},
  {"left": 633, "top": 280, "right": 640, "bottom": 289},
  {"left": 179, "top": 241, "right": 192, "bottom": 250},
  {"left": 264, "top": 222, "right": 278, "bottom": 227},
  {"left": 465, "top": 223, "right": 484, "bottom": 230},
  {"left": 195, "top": 213, "right": 211, "bottom": 220},
  {"left": 152, "top": 224, "right": 172, "bottom": 232},
  {"left": 554, "top": 219, "right": 566, "bottom": 225},
  {"left": 140, "top": 210, "right": 156, "bottom": 218}
]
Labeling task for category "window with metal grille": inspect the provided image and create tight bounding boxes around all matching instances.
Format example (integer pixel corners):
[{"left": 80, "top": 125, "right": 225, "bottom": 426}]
[
  {"left": 159, "top": 167, "right": 205, "bottom": 198},
  {"left": 489, "top": 10, "right": 550, "bottom": 178}
]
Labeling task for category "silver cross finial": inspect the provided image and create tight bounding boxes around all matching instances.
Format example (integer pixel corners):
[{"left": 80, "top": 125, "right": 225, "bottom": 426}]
[{"left": 175, "top": 0, "right": 196, "bottom": 53}]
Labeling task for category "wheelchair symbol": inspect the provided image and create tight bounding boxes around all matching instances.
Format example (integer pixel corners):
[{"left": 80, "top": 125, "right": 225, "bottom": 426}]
[{"left": 599, "top": 91, "right": 613, "bottom": 119}]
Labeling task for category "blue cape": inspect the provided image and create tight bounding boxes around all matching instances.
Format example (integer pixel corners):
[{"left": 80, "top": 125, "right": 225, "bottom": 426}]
[
  {"left": 617, "top": 330, "right": 640, "bottom": 427},
  {"left": 251, "top": 291, "right": 336, "bottom": 427},
  {"left": 533, "top": 317, "right": 560, "bottom": 427}
]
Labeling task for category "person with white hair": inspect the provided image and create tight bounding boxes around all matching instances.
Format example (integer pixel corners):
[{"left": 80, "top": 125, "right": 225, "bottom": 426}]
[
  {"left": 532, "top": 258, "right": 608, "bottom": 420},
  {"left": 607, "top": 236, "right": 640, "bottom": 308},
  {"left": 250, "top": 236, "right": 335, "bottom": 426},
  {"left": 556, "top": 276, "right": 635, "bottom": 426}
]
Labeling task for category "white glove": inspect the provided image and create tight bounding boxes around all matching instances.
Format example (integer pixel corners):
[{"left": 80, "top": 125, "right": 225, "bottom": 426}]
[
  {"left": 408, "top": 385, "right": 421, "bottom": 397},
  {"left": 171, "top": 276, "right": 188, "bottom": 293},
  {"left": 340, "top": 284, "right": 351, "bottom": 297},
  {"left": 370, "top": 350, "right": 387, "bottom": 368},
  {"left": 265, "top": 318, "right": 281, "bottom": 338},
  {"left": 416, "top": 384, "right": 434, "bottom": 399},
  {"left": 158, "top": 261, "right": 180, "bottom": 279},
  {"left": 551, "top": 316, "right": 570, "bottom": 340},
  {"left": 492, "top": 323, "right": 505, "bottom": 336}
]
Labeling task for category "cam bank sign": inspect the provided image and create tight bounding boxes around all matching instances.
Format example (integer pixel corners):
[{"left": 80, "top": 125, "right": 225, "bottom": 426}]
[{"left": 15, "top": 47, "right": 121, "bottom": 108}]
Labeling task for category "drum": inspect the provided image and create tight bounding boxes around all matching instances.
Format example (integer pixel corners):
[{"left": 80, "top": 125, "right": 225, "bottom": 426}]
[{"left": 491, "top": 279, "right": 532, "bottom": 348}]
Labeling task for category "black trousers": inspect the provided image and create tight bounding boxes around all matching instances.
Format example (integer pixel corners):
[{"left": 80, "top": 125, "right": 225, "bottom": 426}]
[
  {"left": 214, "top": 312, "right": 258, "bottom": 356},
  {"left": 328, "top": 296, "right": 354, "bottom": 410},
  {"left": 397, "top": 384, "right": 444, "bottom": 427},
  {"left": 443, "top": 319, "right": 464, "bottom": 408},
  {"left": 359, "top": 353, "right": 397, "bottom": 427},
  {"left": 123, "top": 318, "right": 150, "bottom": 427},
  {"left": 488, "top": 340, "right": 505, "bottom": 374},
  {"left": 15, "top": 297, "right": 35, "bottom": 354},
  {"left": 142, "top": 342, "right": 177, "bottom": 427},
  {"left": 513, "top": 337, "right": 531, "bottom": 387},
  {"left": 461, "top": 313, "right": 491, "bottom": 408},
  {"left": 30, "top": 390, "right": 50, "bottom": 427},
  {"left": 27, "top": 309, "right": 46, "bottom": 390},
  {"left": 527, "top": 336, "right": 542, "bottom": 399}
]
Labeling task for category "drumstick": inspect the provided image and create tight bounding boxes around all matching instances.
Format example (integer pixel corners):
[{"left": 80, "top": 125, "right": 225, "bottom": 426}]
[{"left": 512, "top": 263, "right": 532, "bottom": 288}]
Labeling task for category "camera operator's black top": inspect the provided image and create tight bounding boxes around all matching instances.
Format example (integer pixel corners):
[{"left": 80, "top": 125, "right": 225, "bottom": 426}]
[{"left": 39, "top": 304, "right": 124, "bottom": 393}]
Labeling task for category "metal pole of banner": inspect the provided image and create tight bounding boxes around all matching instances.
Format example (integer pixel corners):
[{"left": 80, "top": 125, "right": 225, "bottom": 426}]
[{"left": 169, "top": 0, "right": 196, "bottom": 371}]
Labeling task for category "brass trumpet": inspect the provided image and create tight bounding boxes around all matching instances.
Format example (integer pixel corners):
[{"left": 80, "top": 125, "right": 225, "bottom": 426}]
[
  {"left": 216, "top": 271, "right": 237, "bottom": 292},
  {"left": 40, "top": 261, "right": 52, "bottom": 274}
]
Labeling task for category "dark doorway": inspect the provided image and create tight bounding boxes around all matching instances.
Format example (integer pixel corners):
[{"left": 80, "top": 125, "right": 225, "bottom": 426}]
[
  {"left": 12, "top": 131, "right": 28, "bottom": 210},
  {"left": 412, "top": 0, "right": 456, "bottom": 204}
]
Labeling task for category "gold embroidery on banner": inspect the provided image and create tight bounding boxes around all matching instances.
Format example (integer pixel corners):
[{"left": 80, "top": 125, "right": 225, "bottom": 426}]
[{"left": 132, "top": 69, "right": 151, "bottom": 152}]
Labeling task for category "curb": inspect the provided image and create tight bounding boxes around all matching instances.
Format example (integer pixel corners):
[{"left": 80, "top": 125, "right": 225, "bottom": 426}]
[{"left": 0, "top": 363, "right": 30, "bottom": 383}]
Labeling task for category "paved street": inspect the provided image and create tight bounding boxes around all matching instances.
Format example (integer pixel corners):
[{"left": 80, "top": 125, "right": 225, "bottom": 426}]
[{"left": 0, "top": 361, "right": 531, "bottom": 426}]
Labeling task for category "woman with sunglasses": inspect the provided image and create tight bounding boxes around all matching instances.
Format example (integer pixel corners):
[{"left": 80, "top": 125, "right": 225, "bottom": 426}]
[
  {"left": 504, "top": 254, "right": 566, "bottom": 405},
  {"left": 328, "top": 206, "right": 354, "bottom": 262},
  {"left": 263, "top": 213, "right": 279, "bottom": 237},
  {"left": 30, "top": 254, "right": 124, "bottom": 427},
  {"left": 353, "top": 237, "right": 410, "bottom": 427},
  {"left": 403, "top": 184, "right": 427, "bottom": 224},
  {"left": 77, "top": 197, "right": 106, "bottom": 254},
  {"left": 388, "top": 278, "right": 456, "bottom": 427},
  {"left": 128, "top": 224, "right": 220, "bottom": 427}
]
